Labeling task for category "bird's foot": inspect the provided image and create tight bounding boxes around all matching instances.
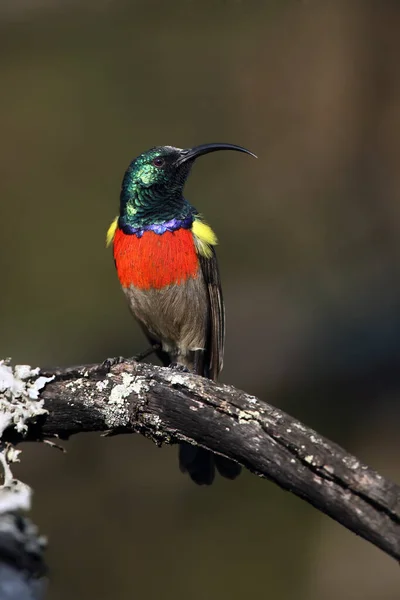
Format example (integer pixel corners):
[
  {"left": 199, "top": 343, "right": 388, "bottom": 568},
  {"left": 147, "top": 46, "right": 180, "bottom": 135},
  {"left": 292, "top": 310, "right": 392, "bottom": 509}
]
[
  {"left": 169, "top": 363, "right": 190, "bottom": 373},
  {"left": 101, "top": 356, "right": 125, "bottom": 372}
]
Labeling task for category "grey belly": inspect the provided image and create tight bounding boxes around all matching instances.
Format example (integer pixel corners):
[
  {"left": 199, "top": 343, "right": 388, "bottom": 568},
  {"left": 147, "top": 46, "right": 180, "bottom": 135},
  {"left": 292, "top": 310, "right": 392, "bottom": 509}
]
[{"left": 123, "top": 275, "right": 208, "bottom": 357}]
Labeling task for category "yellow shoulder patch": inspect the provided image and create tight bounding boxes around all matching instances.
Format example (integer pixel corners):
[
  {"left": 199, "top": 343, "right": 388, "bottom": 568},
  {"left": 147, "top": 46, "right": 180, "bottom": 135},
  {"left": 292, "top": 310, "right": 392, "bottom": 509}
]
[
  {"left": 192, "top": 217, "right": 218, "bottom": 258},
  {"left": 106, "top": 217, "right": 118, "bottom": 247}
]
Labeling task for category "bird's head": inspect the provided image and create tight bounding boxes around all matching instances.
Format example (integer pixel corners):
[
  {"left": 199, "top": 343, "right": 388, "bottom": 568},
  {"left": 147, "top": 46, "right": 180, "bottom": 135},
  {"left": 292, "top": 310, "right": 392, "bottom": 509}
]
[{"left": 119, "top": 143, "right": 256, "bottom": 228}]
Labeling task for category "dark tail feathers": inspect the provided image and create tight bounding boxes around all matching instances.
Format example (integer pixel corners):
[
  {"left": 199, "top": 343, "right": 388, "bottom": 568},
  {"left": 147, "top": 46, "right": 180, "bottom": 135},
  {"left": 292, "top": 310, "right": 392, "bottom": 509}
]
[{"left": 179, "top": 443, "right": 241, "bottom": 486}]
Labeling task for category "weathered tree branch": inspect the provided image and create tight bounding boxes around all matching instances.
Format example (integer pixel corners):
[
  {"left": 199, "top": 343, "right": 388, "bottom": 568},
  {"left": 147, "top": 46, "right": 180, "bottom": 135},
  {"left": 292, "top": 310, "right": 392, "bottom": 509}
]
[
  {"left": 2, "top": 358, "right": 400, "bottom": 563},
  {"left": 0, "top": 363, "right": 49, "bottom": 599}
]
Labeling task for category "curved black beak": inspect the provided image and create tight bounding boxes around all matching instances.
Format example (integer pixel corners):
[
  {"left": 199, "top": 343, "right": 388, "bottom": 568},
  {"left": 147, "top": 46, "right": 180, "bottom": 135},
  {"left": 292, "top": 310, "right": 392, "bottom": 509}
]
[{"left": 176, "top": 143, "right": 257, "bottom": 166}]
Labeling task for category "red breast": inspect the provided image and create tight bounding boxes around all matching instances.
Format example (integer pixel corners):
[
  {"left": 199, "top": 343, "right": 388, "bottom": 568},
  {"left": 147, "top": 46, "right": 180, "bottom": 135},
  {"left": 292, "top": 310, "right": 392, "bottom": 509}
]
[{"left": 113, "top": 227, "right": 199, "bottom": 290}]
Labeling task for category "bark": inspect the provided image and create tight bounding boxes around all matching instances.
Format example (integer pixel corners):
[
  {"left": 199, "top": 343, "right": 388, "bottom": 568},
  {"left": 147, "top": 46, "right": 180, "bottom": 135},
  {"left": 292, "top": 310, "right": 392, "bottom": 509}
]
[{"left": 1, "top": 357, "right": 398, "bottom": 562}]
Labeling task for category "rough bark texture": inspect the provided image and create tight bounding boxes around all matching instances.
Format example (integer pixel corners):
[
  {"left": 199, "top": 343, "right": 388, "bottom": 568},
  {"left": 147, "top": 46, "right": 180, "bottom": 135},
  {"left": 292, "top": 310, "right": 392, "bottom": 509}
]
[
  {"left": 1, "top": 358, "right": 400, "bottom": 563},
  {"left": 0, "top": 361, "right": 51, "bottom": 598}
]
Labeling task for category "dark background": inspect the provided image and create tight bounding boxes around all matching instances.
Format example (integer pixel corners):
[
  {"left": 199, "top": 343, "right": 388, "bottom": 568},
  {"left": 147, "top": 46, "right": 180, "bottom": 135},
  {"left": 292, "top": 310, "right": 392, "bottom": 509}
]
[{"left": 1, "top": 1, "right": 399, "bottom": 598}]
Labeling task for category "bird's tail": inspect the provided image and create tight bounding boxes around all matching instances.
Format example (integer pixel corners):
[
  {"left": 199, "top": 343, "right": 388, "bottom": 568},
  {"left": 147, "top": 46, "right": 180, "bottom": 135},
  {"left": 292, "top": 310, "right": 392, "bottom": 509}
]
[
  {"left": 153, "top": 343, "right": 241, "bottom": 485},
  {"left": 178, "top": 350, "right": 241, "bottom": 485},
  {"left": 178, "top": 443, "right": 241, "bottom": 485}
]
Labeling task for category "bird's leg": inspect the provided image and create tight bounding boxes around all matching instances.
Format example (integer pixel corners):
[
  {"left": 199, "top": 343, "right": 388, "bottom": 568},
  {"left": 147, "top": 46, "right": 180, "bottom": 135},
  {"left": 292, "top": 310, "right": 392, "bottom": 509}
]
[
  {"left": 134, "top": 343, "right": 161, "bottom": 362},
  {"left": 193, "top": 350, "right": 205, "bottom": 376}
]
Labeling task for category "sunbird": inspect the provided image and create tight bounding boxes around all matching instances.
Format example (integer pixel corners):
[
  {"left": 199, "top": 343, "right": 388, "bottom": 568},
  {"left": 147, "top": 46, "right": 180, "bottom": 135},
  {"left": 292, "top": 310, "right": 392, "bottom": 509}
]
[{"left": 107, "top": 143, "right": 256, "bottom": 484}]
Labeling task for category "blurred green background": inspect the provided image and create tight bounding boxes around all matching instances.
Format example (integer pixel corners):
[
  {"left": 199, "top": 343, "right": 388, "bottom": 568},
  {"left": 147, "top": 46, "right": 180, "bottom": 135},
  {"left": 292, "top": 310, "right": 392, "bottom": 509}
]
[{"left": 1, "top": 0, "right": 400, "bottom": 598}]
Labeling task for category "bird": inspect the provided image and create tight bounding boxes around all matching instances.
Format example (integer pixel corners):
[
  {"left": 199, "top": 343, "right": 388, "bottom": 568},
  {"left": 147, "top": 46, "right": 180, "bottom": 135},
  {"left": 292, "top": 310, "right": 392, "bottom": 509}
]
[{"left": 107, "top": 143, "right": 256, "bottom": 484}]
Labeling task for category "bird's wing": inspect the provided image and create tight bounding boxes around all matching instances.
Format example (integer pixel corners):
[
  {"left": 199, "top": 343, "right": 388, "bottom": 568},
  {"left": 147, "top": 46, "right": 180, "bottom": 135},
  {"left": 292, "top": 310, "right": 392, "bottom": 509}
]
[
  {"left": 191, "top": 216, "right": 225, "bottom": 380},
  {"left": 197, "top": 247, "right": 225, "bottom": 380}
]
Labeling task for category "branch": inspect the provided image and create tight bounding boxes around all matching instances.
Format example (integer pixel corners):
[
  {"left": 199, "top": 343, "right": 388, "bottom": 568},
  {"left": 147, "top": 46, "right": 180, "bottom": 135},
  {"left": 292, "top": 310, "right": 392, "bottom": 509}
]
[
  {"left": 2, "top": 358, "right": 400, "bottom": 562},
  {"left": 0, "top": 363, "right": 48, "bottom": 598}
]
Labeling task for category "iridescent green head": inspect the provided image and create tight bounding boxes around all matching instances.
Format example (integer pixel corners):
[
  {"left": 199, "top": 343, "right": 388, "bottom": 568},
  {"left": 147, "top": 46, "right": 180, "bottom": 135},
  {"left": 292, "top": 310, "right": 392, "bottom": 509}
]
[{"left": 119, "top": 143, "right": 256, "bottom": 229}]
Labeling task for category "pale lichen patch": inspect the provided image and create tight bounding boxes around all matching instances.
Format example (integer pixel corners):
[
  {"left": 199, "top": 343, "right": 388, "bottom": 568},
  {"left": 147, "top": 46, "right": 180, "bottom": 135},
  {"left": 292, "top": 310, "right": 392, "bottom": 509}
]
[
  {"left": 0, "top": 361, "right": 49, "bottom": 435},
  {"left": 143, "top": 414, "right": 162, "bottom": 428},
  {"left": 109, "top": 373, "right": 149, "bottom": 405},
  {"left": 105, "top": 374, "right": 151, "bottom": 428},
  {"left": 245, "top": 395, "right": 258, "bottom": 405},
  {"left": 105, "top": 405, "right": 129, "bottom": 428},
  {"left": 14, "top": 365, "right": 40, "bottom": 380},
  {"left": 165, "top": 372, "right": 198, "bottom": 390},
  {"left": 96, "top": 380, "right": 109, "bottom": 392},
  {"left": 28, "top": 375, "right": 54, "bottom": 400},
  {"left": 0, "top": 361, "right": 53, "bottom": 513},
  {"left": 342, "top": 456, "right": 360, "bottom": 470},
  {"left": 293, "top": 421, "right": 307, "bottom": 432},
  {"left": 109, "top": 373, "right": 135, "bottom": 405},
  {"left": 237, "top": 409, "right": 261, "bottom": 425}
]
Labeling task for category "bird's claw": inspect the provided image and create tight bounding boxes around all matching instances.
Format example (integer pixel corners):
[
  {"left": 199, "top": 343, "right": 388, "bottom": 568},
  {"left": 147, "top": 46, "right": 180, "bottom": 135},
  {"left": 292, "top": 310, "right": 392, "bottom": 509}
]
[
  {"left": 101, "top": 356, "right": 125, "bottom": 372},
  {"left": 169, "top": 363, "right": 190, "bottom": 373}
]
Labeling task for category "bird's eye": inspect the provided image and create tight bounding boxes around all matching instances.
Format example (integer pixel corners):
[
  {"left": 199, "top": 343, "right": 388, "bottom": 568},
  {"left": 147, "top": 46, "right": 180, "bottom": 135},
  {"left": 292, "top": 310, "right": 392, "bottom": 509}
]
[{"left": 152, "top": 157, "right": 165, "bottom": 168}]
